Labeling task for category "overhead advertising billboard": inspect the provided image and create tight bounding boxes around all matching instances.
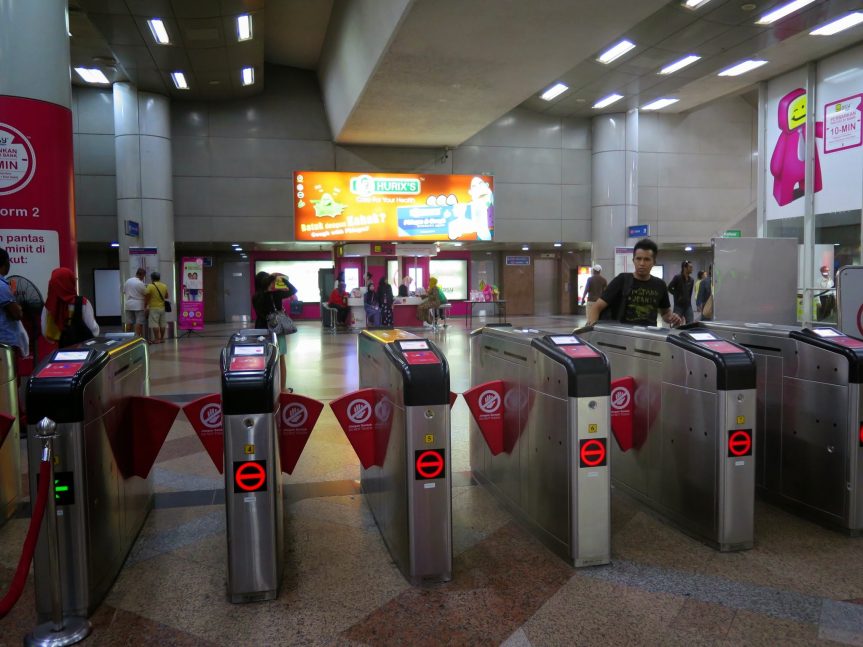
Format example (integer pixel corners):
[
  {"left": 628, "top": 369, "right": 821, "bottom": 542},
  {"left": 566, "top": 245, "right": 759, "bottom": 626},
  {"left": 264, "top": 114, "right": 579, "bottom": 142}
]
[{"left": 293, "top": 171, "right": 494, "bottom": 242}]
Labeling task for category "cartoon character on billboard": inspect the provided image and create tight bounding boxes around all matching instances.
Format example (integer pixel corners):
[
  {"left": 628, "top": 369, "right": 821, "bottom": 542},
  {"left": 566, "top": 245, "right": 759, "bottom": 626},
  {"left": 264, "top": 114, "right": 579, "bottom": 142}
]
[
  {"left": 468, "top": 176, "right": 494, "bottom": 241},
  {"left": 770, "top": 88, "right": 823, "bottom": 207}
]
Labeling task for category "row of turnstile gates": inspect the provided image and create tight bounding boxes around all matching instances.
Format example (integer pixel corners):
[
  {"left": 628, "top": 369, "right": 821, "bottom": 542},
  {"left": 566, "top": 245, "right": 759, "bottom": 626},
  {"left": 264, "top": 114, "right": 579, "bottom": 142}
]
[{"left": 1, "top": 319, "right": 861, "bottom": 632}]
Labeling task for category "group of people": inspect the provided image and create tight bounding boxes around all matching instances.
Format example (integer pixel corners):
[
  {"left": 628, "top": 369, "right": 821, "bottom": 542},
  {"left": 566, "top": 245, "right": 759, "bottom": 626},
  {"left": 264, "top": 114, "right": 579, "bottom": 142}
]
[
  {"left": 586, "top": 239, "right": 713, "bottom": 328},
  {"left": 123, "top": 267, "right": 170, "bottom": 344},
  {"left": 326, "top": 273, "right": 447, "bottom": 329}
]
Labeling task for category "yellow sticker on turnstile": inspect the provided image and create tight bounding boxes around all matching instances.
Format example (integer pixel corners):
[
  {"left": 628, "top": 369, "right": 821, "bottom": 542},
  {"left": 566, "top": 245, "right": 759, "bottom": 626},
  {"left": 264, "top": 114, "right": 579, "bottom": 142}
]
[
  {"left": 53, "top": 455, "right": 60, "bottom": 466},
  {"left": 588, "top": 424, "right": 598, "bottom": 434},
  {"left": 736, "top": 416, "right": 745, "bottom": 425},
  {"left": 244, "top": 444, "right": 255, "bottom": 455},
  {"left": 424, "top": 434, "right": 434, "bottom": 444}
]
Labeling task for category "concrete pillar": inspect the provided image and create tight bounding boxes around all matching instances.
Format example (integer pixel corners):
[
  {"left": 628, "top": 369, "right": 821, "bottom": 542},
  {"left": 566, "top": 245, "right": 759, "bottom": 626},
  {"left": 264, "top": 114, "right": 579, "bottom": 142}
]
[
  {"left": 113, "top": 83, "right": 176, "bottom": 333},
  {"left": 0, "top": 0, "right": 76, "bottom": 295},
  {"left": 591, "top": 110, "right": 639, "bottom": 275}
]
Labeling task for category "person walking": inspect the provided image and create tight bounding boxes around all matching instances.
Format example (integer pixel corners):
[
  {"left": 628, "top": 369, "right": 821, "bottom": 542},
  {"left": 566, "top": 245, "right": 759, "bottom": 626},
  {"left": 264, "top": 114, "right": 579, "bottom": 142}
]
[
  {"left": 580, "top": 264, "right": 607, "bottom": 322},
  {"left": 144, "top": 271, "right": 169, "bottom": 344},
  {"left": 668, "top": 260, "right": 695, "bottom": 324},
  {"left": 123, "top": 267, "right": 148, "bottom": 337}
]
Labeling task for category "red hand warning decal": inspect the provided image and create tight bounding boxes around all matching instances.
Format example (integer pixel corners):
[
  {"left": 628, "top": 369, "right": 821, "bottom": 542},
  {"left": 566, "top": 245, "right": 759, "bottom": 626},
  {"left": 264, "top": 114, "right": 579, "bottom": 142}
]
[
  {"left": 463, "top": 380, "right": 505, "bottom": 455},
  {"left": 330, "top": 388, "right": 393, "bottom": 469},
  {"left": 278, "top": 392, "right": 324, "bottom": 474},
  {"left": 610, "top": 376, "right": 636, "bottom": 452},
  {"left": 183, "top": 394, "right": 225, "bottom": 473}
]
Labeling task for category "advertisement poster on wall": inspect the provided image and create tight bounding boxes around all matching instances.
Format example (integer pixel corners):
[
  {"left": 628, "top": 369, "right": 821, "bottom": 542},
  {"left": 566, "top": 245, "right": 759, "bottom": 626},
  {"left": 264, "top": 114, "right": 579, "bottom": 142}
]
[
  {"left": 765, "top": 46, "right": 863, "bottom": 221},
  {"left": 180, "top": 257, "right": 204, "bottom": 330},
  {"left": 293, "top": 171, "right": 494, "bottom": 242}
]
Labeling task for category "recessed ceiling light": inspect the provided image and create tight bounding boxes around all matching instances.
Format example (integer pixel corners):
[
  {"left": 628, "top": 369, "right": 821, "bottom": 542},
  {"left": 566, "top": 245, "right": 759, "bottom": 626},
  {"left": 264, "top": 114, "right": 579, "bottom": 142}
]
[
  {"left": 235, "top": 247, "right": 243, "bottom": 252},
  {"left": 74, "top": 67, "right": 110, "bottom": 84},
  {"left": 592, "top": 93, "right": 624, "bottom": 109},
  {"left": 682, "top": 0, "right": 714, "bottom": 8},
  {"left": 147, "top": 18, "right": 170, "bottom": 44},
  {"left": 597, "top": 39, "right": 636, "bottom": 64},
  {"left": 540, "top": 83, "right": 569, "bottom": 101},
  {"left": 684, "top": 245, "right": 694, "bottom": 252},
  {"left": 642, "top": 98, "right": 679, "bottom": 111},
  {"left": 810, "top": 12, "right": 863, "bottom": 35},
  {"left": 237, "top": 14, "right": 252, "bottom": 41},
  {"left": 232, "top": 243, "right": 240, "bottom": 247},
  {"left": 522, "top": 245, "right": 529, "bottom": 251},
  {"left": 110, "top": 241, "right": 119, "bottom": 248},
  {"left": 241, "top": 67, "right": 254, "bottom": 86},
  {"left": 717, "top": 59, "right": 768, "bottom": 77},
  {"left": 755, "top": 0, "right": 816, "bottom": 25},
  {"left": 553, "top": 242, "right": 562, "bottom": 247},
  {"left": 171, "top": 71, "right": 189, "bottom": 90},
  {"left": 659, "top": 54, "right": 701, "bottom": 75}
]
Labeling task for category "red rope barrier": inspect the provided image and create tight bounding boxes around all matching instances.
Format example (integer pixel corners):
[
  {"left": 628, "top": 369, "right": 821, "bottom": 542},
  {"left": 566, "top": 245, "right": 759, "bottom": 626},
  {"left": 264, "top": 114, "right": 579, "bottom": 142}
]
[{"left": 0, "top": 460, "right": 51, "bottom": 618}]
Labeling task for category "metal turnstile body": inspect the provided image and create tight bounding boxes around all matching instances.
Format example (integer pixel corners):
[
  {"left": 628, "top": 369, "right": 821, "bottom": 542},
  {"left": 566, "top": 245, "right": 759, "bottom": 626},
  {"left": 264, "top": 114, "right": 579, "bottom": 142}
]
[
  {"left": 579, "top": 324, "right": 757, "bottom": 551},
  {"left": 700, "top": 321, "right": 863, "bottom": 532},
  {"left": 469, "top": 327, "right": 611, "bottom": 567},
  {"left": 0, "top": 343, "right": 20, "bottom": 528},
  {"left": 26, "top": 336, "right": 149, "bottom": 618},
  {"left": 358, "top": 330, "right": 452, "bottom": 585},
  {"left": 222, "top": 330, "right": 283, "bottom": 603}
]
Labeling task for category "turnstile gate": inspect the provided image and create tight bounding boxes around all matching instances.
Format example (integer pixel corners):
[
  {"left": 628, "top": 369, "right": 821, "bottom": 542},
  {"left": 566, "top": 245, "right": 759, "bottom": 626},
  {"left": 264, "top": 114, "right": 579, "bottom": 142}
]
[
  {"left": 0, "top": 343, "right": 20, "bottom": 528},
  {"left": 26, "top": 336, "right": 154, "bottom": 618},
  {"left": 469, "top": 327, "right": 611, "bottom": 567},
  {"left": 221, "top": 330, "right": 283, "bottom": 602},
  {"left": 698, "top": 321, "right": 863, "bottom": 533},
  {"left": 356, "top": 330, "right": 452, "bottom": 585},
  {"left": 578, "top": 324, "right": 757, "bottom": 551}
]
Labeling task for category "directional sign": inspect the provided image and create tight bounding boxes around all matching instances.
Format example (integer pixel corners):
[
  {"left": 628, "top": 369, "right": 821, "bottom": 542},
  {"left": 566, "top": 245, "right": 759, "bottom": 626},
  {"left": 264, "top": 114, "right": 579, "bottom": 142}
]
[
  {"left": 579, "top": 438, "right": 607, "bottom": 468},
  {"left": 727, "top": 430, "right": 752, "bottom": 458},
  {"left": 234, "top": 460, "right": 267, "bottom": 493},
  {"left": 627, "top": 224, "right": 649, "bottom": 238},
  {"left": 722, "top": 229, "right": 742, "bottom": 238},
  {"left": 415, "top": 449, "right": 445, "bottom": 480}
]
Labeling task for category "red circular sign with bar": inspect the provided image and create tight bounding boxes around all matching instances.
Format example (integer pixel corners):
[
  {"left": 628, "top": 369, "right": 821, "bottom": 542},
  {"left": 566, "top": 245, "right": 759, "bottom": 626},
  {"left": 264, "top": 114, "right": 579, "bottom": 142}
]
[
  {"left": 234, "top": 461, "right": 267, "bottom": 492},
  {"left": 579, "top": 439, "right": 607, "bottom": 468},
  {"left": 728, "top": 430, "right": 752, "bottom": 457},
  {"left": 415, "top": 450, "right": 445, "bottom": 480}
]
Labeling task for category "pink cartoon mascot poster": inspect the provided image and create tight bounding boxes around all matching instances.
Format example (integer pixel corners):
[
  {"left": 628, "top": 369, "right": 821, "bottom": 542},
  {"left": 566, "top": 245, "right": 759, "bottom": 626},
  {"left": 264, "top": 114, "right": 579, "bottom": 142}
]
[{"left": 770, "top": 88, "right": 824, "bottom": 207}]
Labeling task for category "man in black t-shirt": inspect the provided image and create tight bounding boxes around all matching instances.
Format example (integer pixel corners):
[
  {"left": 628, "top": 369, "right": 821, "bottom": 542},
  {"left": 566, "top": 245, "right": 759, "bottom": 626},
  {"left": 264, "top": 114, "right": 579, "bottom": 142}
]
[{"left": 587, "top": 239, "right": 683, "bottom": 327}]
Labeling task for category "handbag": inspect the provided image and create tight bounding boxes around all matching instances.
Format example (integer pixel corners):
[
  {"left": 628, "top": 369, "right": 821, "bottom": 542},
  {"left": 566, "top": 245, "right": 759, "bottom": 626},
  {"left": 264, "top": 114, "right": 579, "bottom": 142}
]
[
  {"left": 267, "top": 310, "right": 297, "bottom": 335},
  {"left": 157, "top": 284, "right": 172, "bottom": 312}
]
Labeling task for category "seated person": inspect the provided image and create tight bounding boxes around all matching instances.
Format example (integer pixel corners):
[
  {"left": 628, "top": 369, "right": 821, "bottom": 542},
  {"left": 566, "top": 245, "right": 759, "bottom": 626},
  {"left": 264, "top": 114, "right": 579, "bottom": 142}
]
[
  {"left": 327, "top": 281, "right": 350, "bottom": 326},
  {"left": 398, "top": 276, "right": 412, "bottom": 297},
  {"left": 416, "top": 277, "right": 442, "bottom": 328},
  {"left": 364, "top": 282, "right": 381, "bottom": 327}
]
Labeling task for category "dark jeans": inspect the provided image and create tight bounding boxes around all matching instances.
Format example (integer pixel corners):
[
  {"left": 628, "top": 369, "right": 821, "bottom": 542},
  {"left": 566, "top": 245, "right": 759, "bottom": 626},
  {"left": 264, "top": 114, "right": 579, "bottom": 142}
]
[
  {"left": 332, "top": 304, "right": 350, "bottom": 324},
  {"left": 674, "top": 305, "right": 694, "bottom": 324}
]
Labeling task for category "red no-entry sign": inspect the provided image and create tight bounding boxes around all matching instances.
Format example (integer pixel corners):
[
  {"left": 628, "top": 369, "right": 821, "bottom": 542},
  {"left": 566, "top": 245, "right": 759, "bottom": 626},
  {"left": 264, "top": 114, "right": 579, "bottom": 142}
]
[
  {"left": 727, "top": 430, "right": 752, "bottom": 458},
  {"left": 415, "top": 449, "right": 445, "bottom": 480},
  {"left": 234, "top": 460, "right": 267, "bottom": 493},
  {"left": 579, "top": 438, "right": 607, "bottom": 468}
]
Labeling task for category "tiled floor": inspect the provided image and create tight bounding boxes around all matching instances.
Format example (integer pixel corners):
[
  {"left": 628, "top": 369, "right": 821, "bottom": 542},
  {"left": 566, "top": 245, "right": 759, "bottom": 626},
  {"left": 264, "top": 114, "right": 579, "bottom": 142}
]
[{"left": 1, "top": 317, "right": 862, "bottom": 646}]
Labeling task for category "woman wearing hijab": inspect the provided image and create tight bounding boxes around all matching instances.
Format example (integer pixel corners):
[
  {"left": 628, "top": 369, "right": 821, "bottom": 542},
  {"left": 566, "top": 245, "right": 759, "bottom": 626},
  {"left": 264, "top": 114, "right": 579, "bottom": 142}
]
[
  {"left": 416, "top": 277, "right": 442, "bottom": 327},
  {"left": 41, "top": 267, "right": 99, "bottom": 347},
  {"left": 377, "top": 275, "right": 394, "bottom": 327}
]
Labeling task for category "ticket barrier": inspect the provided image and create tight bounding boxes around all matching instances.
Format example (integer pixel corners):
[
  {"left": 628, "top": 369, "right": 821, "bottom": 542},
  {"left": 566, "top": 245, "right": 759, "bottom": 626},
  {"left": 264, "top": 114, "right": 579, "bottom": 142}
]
[
  {"left": 468, "top": 327, "right": 611, "bottom": 567},
  {"left": 339, "top": 329, "right": 452, "bottom": 585},
  {"left": 221, "top": 331, "right": 284, "bottom": 603},
  {"left": 577, "top": 324, "right": 757, "bottom": 551},
  {"left": 0, "top": 343, "right": 20, "bottom": 528},
  {"left": 696, "top": 322, "right": 863, "bottom": 533},
  {"left": 25, "top": 336, "right": 180, "bottom": 619}
]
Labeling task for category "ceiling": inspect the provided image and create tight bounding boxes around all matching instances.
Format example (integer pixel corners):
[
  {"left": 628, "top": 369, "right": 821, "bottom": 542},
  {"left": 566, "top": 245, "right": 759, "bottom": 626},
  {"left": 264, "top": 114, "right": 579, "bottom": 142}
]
[{"left": 68, "top": 0, "right": 863, "bottom": 144}]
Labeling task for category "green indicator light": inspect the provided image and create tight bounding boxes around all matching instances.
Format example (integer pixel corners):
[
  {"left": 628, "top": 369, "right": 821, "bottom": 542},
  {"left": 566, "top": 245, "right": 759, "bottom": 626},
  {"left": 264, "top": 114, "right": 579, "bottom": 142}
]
[{"left": 55, "top": 486, "right": 70, "bottom": 492}]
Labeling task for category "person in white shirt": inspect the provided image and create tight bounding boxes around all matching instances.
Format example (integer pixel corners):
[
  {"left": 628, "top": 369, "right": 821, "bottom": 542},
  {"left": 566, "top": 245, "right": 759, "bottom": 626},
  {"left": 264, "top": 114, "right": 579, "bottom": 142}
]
[{"left": 123, "top": 267, "right": 148, "bottom": 337}]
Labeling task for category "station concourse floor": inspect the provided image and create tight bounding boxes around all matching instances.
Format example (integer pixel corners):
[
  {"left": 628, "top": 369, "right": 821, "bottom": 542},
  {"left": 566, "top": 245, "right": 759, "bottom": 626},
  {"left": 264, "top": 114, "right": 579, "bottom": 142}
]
[{"left": 2, "top": 317, "right": 863, "bottom": 646}]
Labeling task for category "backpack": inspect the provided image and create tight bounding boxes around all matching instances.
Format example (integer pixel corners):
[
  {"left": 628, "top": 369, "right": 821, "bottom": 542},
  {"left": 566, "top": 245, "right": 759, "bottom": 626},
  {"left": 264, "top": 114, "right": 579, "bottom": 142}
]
[
  {"left": 59, "top": 296, "right": 94, "bottom": 348},
  {"left": 599, "top": 273, "right": 634, "bottom": 322}
]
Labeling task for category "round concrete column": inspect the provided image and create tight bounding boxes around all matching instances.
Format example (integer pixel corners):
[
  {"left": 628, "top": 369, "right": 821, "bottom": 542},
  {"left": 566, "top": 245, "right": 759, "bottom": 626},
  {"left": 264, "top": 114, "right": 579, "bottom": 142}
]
[
  {"left": 0, "top": 0, "right": 76, "bottom": 295},
  {"left": 114, "top": 83, "right": 176, "bottom": 333},
  {"left": 591, "top": 110, "right": 639, "bottom": 274}
]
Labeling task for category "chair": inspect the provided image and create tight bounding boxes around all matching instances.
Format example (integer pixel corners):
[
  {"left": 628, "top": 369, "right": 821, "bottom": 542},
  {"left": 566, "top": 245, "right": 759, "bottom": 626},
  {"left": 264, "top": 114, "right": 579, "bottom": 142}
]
[
  {"left": 321, "top": 303, "right": 338, "bottom": 332},
  {"left": 432, "top": 303, "right": 452, "bottom": 328}
]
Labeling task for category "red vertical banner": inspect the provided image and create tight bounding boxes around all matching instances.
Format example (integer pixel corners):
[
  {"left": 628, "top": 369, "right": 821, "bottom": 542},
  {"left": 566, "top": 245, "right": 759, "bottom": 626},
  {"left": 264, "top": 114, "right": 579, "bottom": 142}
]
[
  {"left": 278, "top": 392, "right": 324, "bottom": 474},
  {"left": 0, "top": 97, "right": 76, "bottom": 296},
  {"left": 463, "top": 380, "right": 505, "bottom": 455},
  {"left": 610, "top": 376, "right": 636, "bottom": 451},
  {"left": 183, "top": 394, "right": 224, "bottom": 473}
]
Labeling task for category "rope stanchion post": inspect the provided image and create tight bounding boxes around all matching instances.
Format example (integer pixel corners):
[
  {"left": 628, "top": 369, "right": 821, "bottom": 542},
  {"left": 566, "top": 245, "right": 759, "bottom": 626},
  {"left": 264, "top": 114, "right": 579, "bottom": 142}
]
[{"left": 25, "top": 417, "right": 90, "bottom": 647}]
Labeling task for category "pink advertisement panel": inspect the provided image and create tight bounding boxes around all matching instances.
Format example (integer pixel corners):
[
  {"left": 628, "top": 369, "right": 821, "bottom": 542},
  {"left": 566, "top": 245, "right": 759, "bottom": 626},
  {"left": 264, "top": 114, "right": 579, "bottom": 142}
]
[{"left": 180, "top": 257, "right": 204, "bottom": 330}]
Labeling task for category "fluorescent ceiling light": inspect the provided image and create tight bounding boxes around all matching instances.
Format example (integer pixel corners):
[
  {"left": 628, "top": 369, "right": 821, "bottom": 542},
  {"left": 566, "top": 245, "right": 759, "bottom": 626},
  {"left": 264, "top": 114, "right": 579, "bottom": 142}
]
[
  {"left": 810, "top": 12, "right": 863, "bottom": 35},
  {"left": 642, "top": 98, "right": 679, "bottom": 111},
  {"left": 74, "top": 67, "right": 110, "bottom": 84},
  {"left": 232, "top": 243, "right": 240, "bottom": 247},
  {"left": 235, "top": 247, "right": 243, "bottom": 252},
  {"left": 237, "top": 14, "right": 252, "bottom": 41},
  {"left": 147, "top": 18, "right": 170, "bottom": 44},
  {"left": 684, "top": 245, "right": 694, "bottom": 252},
  {"left": 241, "top": 67, "right": 254, "bottom": 86},
  {"left": 110, "top": 242, "right": 119, "bottom": 248},
  {"left": 540, "top": 83, "right": 568, "bottom": 101},
  {"left": 659, "top": 54, "right": 701, "bottom": 75},
  {"left": 171, "top": 72, "right": 189, "bottom": 90},
  {"left": 597, "top": 39, "right": 635, "bottom": 64},
  {"left": 683, "top": 0, "right": 714, "bottom": 8},
  {"left": 553, "top": 242, "right": 562, "bottom": 247},
  {"left": 717, "top": 59, "right": 767, "bottom": 77},
  {"left": 592, "top": 93, "right": 624, "bottom": 109},
  {"left": 522, "top": 245, "right": 529, "bottom": 251},
  {"left": 756, "top": 0, "right": 816, "bottom": 25}
]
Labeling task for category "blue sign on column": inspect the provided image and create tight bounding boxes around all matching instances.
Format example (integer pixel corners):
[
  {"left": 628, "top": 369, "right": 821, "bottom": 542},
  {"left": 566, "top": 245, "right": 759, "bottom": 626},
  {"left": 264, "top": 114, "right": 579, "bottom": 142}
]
[
  {"left": 125, "top": 220, "right": 140, "bottom": 237},
  {"left": 627, "top": 224, "right": 649, "bottom": 238}
]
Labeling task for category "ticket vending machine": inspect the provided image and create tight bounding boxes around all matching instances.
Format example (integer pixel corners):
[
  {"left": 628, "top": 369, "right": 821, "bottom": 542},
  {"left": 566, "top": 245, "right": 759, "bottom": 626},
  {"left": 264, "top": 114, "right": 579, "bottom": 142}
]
[
  {"left": 698, "top": 322, "right": 863, "bottom": 532},
  {"left": 0, "top": 343, "right": 19, "bottom": 528},
  {"left": 221, "top": 331, "right": 283, "bottom": 602},
  {"left": 469, "top": 327, "right": 611, "bottom": 567}
]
